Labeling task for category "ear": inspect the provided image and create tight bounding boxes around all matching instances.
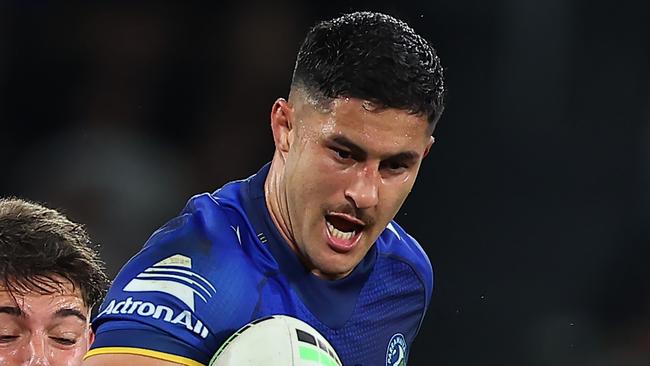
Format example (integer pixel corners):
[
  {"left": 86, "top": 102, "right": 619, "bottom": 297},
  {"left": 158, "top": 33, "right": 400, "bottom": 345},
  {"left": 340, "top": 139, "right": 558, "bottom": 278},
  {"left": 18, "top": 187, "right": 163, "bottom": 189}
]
[
  {"left": 88, "top": 327, "right": 95, "bottom": 347},
  {"left": 423, "top": 136, "right": 435, "bottom": 158},
  {"left": 270, "top": 98, "right": 294, "bottom": 157}
]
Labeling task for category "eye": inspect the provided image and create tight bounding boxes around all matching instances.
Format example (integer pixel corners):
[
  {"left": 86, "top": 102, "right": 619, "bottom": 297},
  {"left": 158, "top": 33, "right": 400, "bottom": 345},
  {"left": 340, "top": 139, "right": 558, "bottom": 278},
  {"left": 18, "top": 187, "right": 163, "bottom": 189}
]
[
  {"left": 332, "top": 147, "right": 352, "bottom": 160},
  {"left": 51, "top": 337, "right": 77, "bottom": 346},
  {"left": 381, "top": 160, "right": 408, "bottom": 172},
  {"left": 0, "top": 335, "right": 19, "bottom": 344}
]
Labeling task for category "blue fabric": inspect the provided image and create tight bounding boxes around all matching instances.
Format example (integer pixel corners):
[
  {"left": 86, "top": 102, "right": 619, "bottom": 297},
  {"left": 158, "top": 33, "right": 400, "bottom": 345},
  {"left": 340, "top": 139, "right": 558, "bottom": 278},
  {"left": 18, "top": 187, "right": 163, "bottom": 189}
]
[{"left": 90, "top": 163, "right": 434, "bottom": 366}]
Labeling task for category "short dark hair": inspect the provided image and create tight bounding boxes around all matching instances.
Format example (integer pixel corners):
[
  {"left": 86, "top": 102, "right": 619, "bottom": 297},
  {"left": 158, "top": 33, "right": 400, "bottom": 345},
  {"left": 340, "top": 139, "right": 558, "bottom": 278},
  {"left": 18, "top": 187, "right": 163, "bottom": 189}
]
[
  {"left": 0, "top": 198, "right": 109, "bottom": 309},
  {"left": 292, "top": 11, "right": 445, "bottom": 128}
]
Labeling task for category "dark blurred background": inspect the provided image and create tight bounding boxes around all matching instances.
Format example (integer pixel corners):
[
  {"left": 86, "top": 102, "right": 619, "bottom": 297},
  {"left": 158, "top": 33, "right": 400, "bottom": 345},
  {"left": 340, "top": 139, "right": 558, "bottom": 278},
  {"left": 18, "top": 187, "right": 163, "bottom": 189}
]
[{"left": 1, "top": 1, "right": 649, "bottom": 365}]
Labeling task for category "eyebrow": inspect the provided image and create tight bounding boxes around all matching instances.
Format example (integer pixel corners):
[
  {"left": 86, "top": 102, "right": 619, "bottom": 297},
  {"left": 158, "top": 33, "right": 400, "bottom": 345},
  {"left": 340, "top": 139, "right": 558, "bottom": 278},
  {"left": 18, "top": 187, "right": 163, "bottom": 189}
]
[
  {"left": 0, "top": 306, "right": 22, "bottom": 317},
  {"left": 0, "top": 306, "right": 87, "bottom": 322},
  {"left": 54, "top": 308, "right": 87, "bottom": 322},
  {"left": 329, "top": 135, "right": 421, "bottom": 162}
]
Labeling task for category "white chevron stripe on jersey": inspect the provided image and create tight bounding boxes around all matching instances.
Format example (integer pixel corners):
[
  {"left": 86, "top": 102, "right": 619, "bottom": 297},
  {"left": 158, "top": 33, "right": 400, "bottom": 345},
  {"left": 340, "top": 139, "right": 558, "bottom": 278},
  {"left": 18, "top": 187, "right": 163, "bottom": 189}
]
[
  {"left": 144, "top": 267, "right": 216, "bottom": 293},
  {"left": 386, "top": 222, "right": 401, "bottom": 241},
  {"left": 134, "top": 273, "right": 211, "bottom": 303},
  {"left": 123, "top": 254, "right": 216, "bottom": 311}
]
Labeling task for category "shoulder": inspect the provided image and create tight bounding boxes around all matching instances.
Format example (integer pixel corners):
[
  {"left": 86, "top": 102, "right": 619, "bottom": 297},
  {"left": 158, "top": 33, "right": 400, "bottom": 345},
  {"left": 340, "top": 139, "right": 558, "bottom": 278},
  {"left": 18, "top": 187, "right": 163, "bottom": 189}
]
[
  {"left": 110, "top": 189, "right": 261, "bottom": 305},
  {"left": 90, "top": 190, "right": 264, "bottom": 365},
  {"left": 124, "top": 193, "right": 246, "bottom": 279},
  {"left": 140, "top": 188, "right": 248, "bottom": 259},
  {"left": 376, "top": 220, "right": 434, "bottom": 302}
]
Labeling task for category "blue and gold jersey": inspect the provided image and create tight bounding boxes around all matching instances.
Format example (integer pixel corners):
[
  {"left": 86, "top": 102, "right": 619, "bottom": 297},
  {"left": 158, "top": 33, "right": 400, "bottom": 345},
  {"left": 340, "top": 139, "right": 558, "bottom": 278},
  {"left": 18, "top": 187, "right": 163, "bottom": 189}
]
[{"left": 87, "top": 164, "right": 434, "bottom": 366}]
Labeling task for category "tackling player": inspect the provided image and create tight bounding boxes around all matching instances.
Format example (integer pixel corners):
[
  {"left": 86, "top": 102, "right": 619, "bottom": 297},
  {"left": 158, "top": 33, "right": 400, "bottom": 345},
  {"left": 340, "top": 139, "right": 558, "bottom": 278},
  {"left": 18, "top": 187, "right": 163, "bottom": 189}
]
[
  {"left": 83, "top": 11, "right": 445, "bottom": 366},
  {"left": 0, "top": 198, "right": 109, "bottom": 366}
]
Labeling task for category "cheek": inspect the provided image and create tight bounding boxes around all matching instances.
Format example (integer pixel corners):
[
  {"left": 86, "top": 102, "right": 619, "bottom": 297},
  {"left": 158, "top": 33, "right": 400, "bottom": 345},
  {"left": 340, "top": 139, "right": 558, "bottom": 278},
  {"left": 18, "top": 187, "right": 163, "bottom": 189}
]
[
  {"left": 292, "top": 152, "right": 339, "bottom": 198},
  {"left": 51, "top": 332, "right": 90, "bottom": 366},
  {"left": 51, "top": 342, "right": 89, "bottom": 366},
  {"left": 380, "top": 181, "right": 415, "bottom": 213},
  {"left": 0, "top": 347, "right": 21, "bottom": 363},
  {"left": 0, "top": 335, "right": 32, "bottom": 362}
]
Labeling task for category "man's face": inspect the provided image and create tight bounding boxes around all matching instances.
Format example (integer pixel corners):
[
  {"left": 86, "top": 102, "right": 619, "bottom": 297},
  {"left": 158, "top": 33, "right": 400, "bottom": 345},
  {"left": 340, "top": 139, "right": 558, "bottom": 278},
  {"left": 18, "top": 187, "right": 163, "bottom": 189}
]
[
  {"left": 283, "top": 97, "right": 433, "bottom": 279},
  {"left": 0, "top": 281, "right": 92, "bottom": 366}
]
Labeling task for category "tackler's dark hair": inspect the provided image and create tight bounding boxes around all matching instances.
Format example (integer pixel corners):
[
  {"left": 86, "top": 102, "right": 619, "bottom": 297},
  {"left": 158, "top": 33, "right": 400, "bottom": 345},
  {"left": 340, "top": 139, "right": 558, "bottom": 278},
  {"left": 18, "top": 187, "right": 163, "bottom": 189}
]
[{"left": 0, "top": 198, "right": 109, "bottom": 309}]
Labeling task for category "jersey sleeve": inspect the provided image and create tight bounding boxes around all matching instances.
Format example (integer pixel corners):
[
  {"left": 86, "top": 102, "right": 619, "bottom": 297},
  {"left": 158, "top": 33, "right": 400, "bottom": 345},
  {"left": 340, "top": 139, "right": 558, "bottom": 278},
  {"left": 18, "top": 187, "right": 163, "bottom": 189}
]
[{"left": 87, "top": 194, "right": 262, "bottom": 366}]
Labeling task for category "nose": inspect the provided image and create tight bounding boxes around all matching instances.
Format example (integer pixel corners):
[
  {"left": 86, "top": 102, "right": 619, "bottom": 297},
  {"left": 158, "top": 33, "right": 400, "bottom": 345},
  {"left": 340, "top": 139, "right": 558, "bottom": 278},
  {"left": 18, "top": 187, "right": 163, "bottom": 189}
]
[
  {"left": 22, "top": 336, "right": 51, "bottom": 366},
  {"left": 344, "top": 164, "right": 380, "bottom": 209}
]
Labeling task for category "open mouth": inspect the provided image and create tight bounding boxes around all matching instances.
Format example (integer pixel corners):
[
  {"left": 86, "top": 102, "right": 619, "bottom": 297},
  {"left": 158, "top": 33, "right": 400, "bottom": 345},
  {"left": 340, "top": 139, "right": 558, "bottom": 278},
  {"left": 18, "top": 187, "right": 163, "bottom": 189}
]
[{"left": 324, "top": 213, "right": 365, "bottom": 252}]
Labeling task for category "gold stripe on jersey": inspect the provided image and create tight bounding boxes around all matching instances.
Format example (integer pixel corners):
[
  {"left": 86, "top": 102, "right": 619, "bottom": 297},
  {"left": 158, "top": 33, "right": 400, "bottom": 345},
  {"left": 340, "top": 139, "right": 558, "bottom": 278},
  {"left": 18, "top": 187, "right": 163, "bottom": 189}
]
[{"left": 84, "top": 347, "right": 204, "bottom": 366}]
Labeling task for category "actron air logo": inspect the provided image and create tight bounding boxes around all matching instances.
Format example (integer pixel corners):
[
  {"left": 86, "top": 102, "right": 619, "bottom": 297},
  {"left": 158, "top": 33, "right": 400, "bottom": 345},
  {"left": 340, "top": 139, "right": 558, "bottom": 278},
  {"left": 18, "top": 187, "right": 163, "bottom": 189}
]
[
  {"left": 122, "top": 254, "right": 216, "bottom": 311},
  {"left": 98, "top": 296, "right": 210, "bottom": 338}
]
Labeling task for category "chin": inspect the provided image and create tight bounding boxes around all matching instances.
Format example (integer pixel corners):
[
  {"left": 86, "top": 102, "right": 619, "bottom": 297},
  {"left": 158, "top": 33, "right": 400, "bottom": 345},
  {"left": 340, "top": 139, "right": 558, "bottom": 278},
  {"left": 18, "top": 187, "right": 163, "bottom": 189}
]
[
  {"left": 317, "top": 269, "right": 351, "bottom": 280},
  {"left": 313, "top": 257, "right": 355, "bottom": 280}
]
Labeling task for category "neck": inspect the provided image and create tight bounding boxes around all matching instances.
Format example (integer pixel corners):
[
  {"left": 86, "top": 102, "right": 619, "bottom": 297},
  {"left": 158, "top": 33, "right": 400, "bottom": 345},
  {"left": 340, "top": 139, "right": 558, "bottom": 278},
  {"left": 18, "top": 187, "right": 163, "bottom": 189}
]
[{"left": 264, "top": 153, "right": 298, "bottom": 253}]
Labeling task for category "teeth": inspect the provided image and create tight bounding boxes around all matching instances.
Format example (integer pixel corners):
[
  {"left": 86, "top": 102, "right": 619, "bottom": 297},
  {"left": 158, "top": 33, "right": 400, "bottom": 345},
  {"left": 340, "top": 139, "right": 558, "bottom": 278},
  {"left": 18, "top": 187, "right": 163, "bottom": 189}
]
[{"left": 326, "top": 221, "right": 356, "bottom": 240}]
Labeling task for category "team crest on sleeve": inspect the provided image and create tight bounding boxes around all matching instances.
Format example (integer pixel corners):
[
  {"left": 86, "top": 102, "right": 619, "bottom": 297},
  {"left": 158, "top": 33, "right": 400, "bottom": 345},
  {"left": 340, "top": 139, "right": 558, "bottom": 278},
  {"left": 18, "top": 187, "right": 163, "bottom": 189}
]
[
  {"left": 122, "top": 254, "right": 216, "bottom": 311},
  {"left": 386, "top": 333, "right": 407, "bottom": 366}
]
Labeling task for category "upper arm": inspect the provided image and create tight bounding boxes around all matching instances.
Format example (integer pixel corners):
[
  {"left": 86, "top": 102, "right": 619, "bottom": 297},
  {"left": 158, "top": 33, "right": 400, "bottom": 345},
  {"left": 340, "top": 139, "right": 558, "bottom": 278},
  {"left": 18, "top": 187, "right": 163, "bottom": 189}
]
[
  {"left": 88, "top": 199, "right": 261, "bottom": 365},
  {"left": 83, "top": 353, "right": 192, "bottom": 366}
]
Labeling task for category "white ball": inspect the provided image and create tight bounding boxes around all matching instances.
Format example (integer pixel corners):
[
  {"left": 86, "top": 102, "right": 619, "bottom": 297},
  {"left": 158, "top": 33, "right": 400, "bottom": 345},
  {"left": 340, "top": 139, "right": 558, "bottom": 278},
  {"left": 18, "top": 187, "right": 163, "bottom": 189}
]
[{"left": 209, "top": 315, "right": 342, "bottom": 366}]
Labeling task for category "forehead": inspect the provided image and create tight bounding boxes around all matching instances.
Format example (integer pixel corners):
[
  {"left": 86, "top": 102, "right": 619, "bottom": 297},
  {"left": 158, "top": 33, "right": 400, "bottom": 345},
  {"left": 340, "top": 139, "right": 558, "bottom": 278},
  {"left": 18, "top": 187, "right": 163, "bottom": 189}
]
[{"left": 303, "top": 97, "right": 431, "bottom": 147}]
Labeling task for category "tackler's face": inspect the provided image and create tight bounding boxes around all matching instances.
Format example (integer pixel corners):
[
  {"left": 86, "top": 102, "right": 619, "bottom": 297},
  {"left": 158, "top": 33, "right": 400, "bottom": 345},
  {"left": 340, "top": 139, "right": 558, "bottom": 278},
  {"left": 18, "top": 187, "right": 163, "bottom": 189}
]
[
  {"left": 0, "top": 281, "right": 92, "bottom": 366},
  {"left": 283, "top": 97, "right": 433, "bottom": 280}
]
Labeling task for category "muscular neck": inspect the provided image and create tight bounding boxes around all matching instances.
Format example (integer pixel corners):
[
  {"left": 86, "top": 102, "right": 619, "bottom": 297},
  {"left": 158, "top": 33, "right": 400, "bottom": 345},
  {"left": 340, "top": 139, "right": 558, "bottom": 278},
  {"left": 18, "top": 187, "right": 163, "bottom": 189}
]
[{"left": 264, "top": 152, "right": 298, "bottom": 253}]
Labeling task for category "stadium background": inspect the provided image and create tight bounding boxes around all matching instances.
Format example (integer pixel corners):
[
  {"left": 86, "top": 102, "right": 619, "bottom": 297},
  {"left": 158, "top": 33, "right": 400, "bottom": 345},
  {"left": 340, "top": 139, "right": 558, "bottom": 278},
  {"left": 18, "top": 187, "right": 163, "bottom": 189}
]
[{"left": 1, "top": 1, "right": 649, "bottom": 365}]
